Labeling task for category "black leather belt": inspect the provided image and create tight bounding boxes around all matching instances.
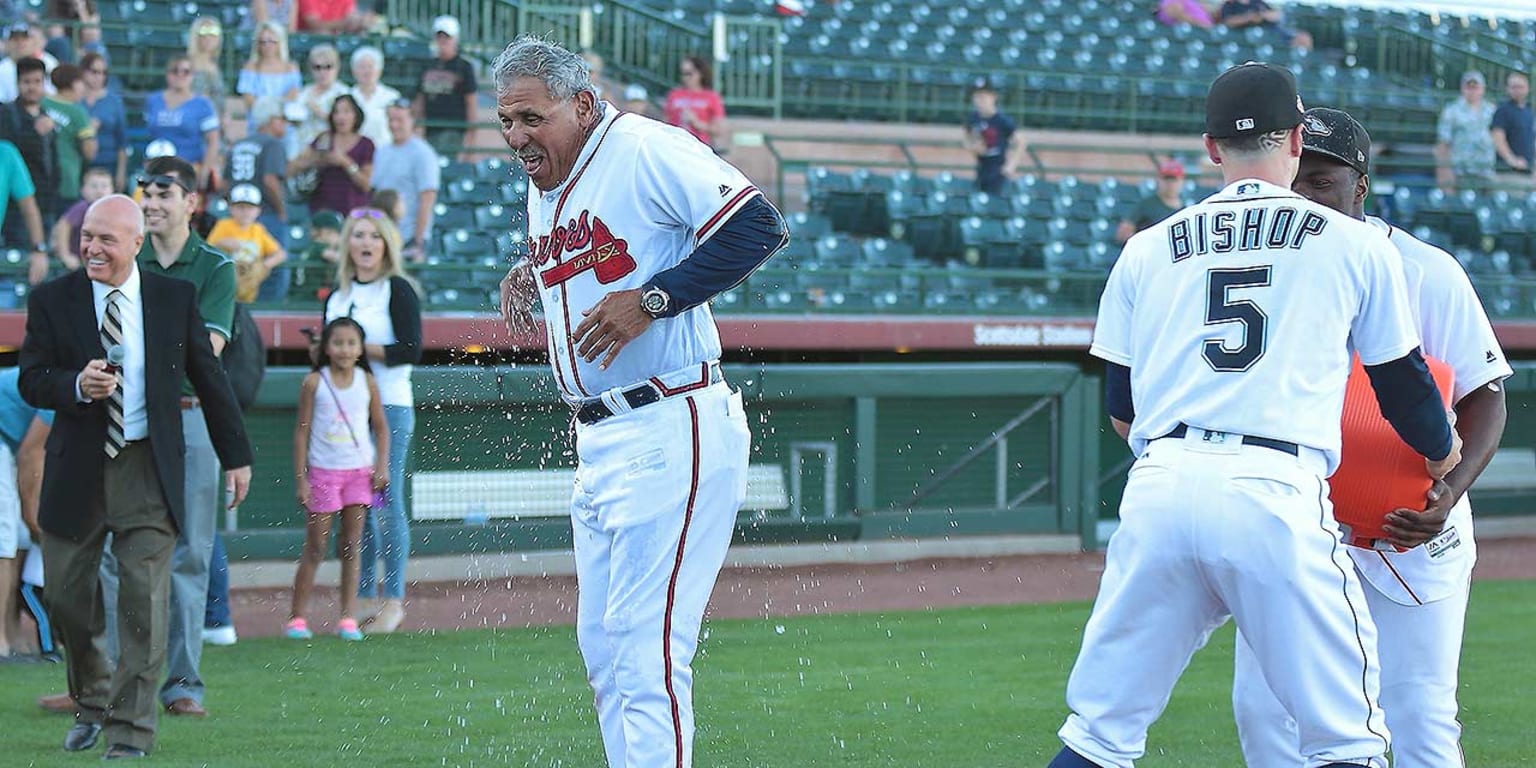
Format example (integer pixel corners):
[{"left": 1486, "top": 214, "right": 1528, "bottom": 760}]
[
  {"left": 1160, "top": 423, "right": 1300, "bottom": 456},
  {"left": 574, "top": 365, "right": 724, "bottom": 426}
]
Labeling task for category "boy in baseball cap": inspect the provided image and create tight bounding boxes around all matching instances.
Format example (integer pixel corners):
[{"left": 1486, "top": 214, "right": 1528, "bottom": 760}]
[{"left": 208, "top": 184, "right": 287, "bottom": 302}]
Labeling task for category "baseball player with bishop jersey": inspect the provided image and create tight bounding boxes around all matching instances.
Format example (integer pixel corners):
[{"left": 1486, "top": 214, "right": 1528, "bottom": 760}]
[
  {"left": 1232, "top": 107, "right": 1511, "bottom": 768},
  {"left": 492, "top": 37, "right": 787, "bottom": 768},
  {"left": 1048, "top": 63, "right": 1463, "bottom": 768}
]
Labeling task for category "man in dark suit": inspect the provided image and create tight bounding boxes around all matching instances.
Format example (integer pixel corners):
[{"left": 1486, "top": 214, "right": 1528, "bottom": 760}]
[{"left": 18, "top": 194, "right": 252, "bottom": 760}]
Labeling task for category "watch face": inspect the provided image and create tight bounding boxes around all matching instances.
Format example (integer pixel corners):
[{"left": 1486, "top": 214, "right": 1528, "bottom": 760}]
[{"left": 641, "top": 289, "right": 668, "bottom": 314}]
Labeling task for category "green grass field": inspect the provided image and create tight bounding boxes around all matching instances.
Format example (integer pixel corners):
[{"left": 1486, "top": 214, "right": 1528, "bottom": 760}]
[{"left": 5, "top": 580, "right": 1534, "bottom": 767}]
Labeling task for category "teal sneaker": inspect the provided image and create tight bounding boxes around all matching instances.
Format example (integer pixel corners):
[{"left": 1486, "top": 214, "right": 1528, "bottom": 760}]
[
  {"left": 337, "top": 618, "right": 364, "bottom": 642},
  {"left": 284, "top": 618, "right": 313, "bottom": 640}
]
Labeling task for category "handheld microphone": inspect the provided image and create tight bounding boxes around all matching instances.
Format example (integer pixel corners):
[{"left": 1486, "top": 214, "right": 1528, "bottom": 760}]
[{"left": 105, "top": 345, "right": 125, "bottom": 375}]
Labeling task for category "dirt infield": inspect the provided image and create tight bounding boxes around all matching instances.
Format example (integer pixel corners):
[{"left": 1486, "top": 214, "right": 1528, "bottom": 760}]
[{"left": 229, "top": 537, "right": 1536, "bottom": 638}]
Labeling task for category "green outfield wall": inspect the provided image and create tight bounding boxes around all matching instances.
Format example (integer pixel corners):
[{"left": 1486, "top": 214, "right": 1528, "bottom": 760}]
[{"left": 226, "top": 362, "right": 1535, "bottom": 560}]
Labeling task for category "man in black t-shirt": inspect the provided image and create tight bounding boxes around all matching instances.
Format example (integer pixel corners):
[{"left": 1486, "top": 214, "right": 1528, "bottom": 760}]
[
  {"left": 413, "top": 15, "right": 477, "bottom": 160},
  {"left": 962, "top": 77, "right": 1024, "bottom": 196},
  {"left": 1115, "top": 160, "right": 1187, "bottom": 244}
]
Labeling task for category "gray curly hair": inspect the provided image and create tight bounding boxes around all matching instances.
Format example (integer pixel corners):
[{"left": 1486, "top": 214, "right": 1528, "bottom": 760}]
[{"left": 490, "top": 35, "right": 598, "bottom": 102}]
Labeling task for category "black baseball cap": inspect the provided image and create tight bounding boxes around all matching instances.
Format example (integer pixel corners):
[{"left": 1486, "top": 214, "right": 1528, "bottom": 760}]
[
  {"left": 1300, "top": 107, "right": 1371, "bottom": 176},
  {"left": 1204, "top": 62, "right": 1304, "bottom": 139},
  {"left": 968, "top": 76, "right": 996, "bottom": 95}
]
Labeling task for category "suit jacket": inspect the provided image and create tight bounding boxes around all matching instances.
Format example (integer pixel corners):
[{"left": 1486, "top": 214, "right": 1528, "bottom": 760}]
[{"left": 18, "top": 269, "right": 254, "bottom": 541}]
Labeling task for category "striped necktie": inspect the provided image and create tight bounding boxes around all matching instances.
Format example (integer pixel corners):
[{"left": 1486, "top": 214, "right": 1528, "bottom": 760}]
[{"left": 101, "top": 290, "right": 125, "bottom": 458}]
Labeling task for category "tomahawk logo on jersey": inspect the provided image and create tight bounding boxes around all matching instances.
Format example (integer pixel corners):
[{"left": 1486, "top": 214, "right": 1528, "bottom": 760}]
[{"left": 534, "top": 213, "right": 637, "bottom": 287}]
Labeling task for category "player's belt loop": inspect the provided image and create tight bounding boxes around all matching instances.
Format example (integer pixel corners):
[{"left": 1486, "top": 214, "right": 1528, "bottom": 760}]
[
  {"left": 1160, "top": 423, "right": 1300, "bottom": 456},
  {"left": 573, "top": 364, "right": 725, "bottom": 426}
]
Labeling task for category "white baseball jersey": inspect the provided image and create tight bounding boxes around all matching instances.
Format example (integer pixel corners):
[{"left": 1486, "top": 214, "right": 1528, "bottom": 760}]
[
  {"left": 526, "top": 103, "right": 761, "bottom": 403},
  {"left": 1092, "top": 179, "right": 1421, "bottom": 474},
  {"left": 1346, "top": 217, "right": 1512, "bottom": 606}
]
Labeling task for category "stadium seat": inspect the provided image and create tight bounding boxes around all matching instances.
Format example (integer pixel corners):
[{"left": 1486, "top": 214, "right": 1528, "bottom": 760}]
[
  {"left": 861, "top": 237, "right": 916, "bottom": 267},
  {"left": 788, "top": 211, "right": 834, "bottom": 241},
  {"left": 813, "top": 234, "right": 863, "bottom": 266},
  {"left": 444, "top": 178, "right": 492, "bottom": 206},
  {"left": 440, "top": 230, "right": 496, "bottom": 263},
  {"left": 473, "top": 204, "right": 509, "bottom": 231},
  {"left": 432, "top": 202, "right": 473, "bottom": 232}
]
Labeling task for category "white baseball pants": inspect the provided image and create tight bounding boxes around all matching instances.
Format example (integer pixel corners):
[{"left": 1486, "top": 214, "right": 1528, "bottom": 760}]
[
  {"left": 1057, "top": 429, "right": 1390, "bottom": 768},
  {"left": 571, "top": 382, "right": 749, "bottom": 768},
  {"left": 1233, "top": 571, "right": 1471, "bottom": 768}
]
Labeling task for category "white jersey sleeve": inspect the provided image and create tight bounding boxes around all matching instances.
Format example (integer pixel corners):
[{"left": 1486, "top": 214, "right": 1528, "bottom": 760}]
[
  {"left": 1089, "top": 240, "right": 1141, "bottom": 367},
  {"left": 1347, "top": 227, "right": 1420, "bottom": 367},
  {"left": 1376, "top": 220, "right": 1513, "bottom": 401},
  {"left": 634, "top": 126, "right": 761, "bottom": 245}
]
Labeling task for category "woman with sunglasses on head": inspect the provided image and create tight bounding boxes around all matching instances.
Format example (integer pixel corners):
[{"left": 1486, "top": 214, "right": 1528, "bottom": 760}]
[
  {"left": 295, "top": 43, "right": 348, "bottom": 150},
  {"left": 145, "top": 54, "right": 222, "bottom": 191},
  {"left": 80, "top": 52, "right": 126, "bottom": 191},
  {"left": 289, "top": 94, "right": 373, "bottom": 216},
  {"left": 186, "top": 18, "right": 228, "bottom": 118},
  {"left": 321, "top": 208, "right": 421, "bottom": 633},
  {"left": 237, "top": 21, "right": 301, "bottom": 123}
]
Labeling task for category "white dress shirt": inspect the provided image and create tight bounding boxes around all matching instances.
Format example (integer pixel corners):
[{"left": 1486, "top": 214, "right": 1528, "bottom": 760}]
[{"left": 82, "top": 267, "right": 149, "bottom": 441}]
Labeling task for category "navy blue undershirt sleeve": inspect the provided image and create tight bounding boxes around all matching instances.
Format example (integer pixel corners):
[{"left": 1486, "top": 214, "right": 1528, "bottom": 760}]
[
  {"left": 1363, "top": 347, "right": 1454, "bottom": 461},
  {"left": 644, "top": 196, "right": 788, "bottom": 317},
  {"left": 1104, "top": 362, "right": 1134, "bottom": 423},
  {"left": 382, "top": 277, "right": 423, "bottom": 367}
]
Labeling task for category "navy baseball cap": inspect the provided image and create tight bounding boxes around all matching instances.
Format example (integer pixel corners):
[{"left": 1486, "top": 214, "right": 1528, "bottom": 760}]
[
  {"left": 1204, "top": 62, "right": 1304, "bottom": 139},
  {"left": 1300, "top": 107, "right": 1371, "bottom": 176}
]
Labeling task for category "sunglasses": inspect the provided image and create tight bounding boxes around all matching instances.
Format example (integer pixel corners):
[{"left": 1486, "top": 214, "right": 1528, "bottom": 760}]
[
  {"left": 168, "top": 67, "right": 192, "bottom": 75},
  {"left": 137, "top": 173, "right": 192, "bottom": 193},
  {"left": 311, "top": 62, "right": 335, "bottom": 70},
  {"left": 348, "top": 208, "right": 389, "bottom": 220}
]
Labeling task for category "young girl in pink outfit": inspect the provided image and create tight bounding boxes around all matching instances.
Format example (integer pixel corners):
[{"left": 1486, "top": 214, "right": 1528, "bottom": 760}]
[{"left": 287, "top": 317, "right": 389, "bottom": 641}]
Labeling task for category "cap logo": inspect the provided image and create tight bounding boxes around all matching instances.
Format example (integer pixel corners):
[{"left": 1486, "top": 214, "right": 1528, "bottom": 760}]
[
  {"left": 1236, "top": 118, "right": 1255, "bottom": 131},
  {"left": 1357, "top": 150, "right": 1366, "bottom": 162},
  {"left": 1302, "top": 114, "right": 1332, "bottom": 136}
]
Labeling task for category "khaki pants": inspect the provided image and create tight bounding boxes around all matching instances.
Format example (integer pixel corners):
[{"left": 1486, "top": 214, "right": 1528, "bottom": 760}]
[{"left": 42, "top": 442, "right": 176, "bottom": 753}]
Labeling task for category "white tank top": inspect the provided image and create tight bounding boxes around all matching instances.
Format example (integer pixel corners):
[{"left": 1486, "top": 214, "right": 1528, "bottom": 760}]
[{"left": 308, "top": 368, "right": 376, "bottom": 471}]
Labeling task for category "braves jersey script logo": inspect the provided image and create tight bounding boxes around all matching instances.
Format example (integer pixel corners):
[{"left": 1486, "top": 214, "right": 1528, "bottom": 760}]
[{"left": 531, "top": 211, "right": 638, "bottom": 288}]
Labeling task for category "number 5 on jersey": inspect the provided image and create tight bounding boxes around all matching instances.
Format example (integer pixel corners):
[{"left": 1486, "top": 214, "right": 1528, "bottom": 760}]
[{"left": 1204, "top": 266, "right": 1272, "bottom": 372}]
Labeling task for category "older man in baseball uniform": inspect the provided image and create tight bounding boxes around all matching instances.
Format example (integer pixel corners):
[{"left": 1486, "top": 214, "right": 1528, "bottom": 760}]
[
  {"left": 1231, "top": 107, "right": 1511, "bottom": 768},
  {"left": 1048, "top": 63, "right": 1462, "bottom": 768},
  {"left": 493, "top": 36, "right": 787, "bottom": 768}
]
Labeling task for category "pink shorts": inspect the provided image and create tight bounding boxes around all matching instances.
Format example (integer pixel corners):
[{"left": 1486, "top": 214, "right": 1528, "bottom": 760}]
[{"left": 306, "top": 466, "right": 374, "bottom": 515}]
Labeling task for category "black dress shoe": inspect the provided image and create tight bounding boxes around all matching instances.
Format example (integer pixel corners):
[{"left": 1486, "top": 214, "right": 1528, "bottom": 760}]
[
  {"left": 63, "top": 722, "right": 102, "bottom": 751},
  {"left": 103, "top": 744, "right": 148, "bottom": 760}
]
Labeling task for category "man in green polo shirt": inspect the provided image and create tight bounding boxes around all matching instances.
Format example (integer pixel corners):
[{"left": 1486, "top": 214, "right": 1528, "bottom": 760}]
[
  {"left": 44, "top": 64, "right": 98, "bottom": 211},
  {"left": 116, "top": 156, "right": 234, "bottom": 718}
]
